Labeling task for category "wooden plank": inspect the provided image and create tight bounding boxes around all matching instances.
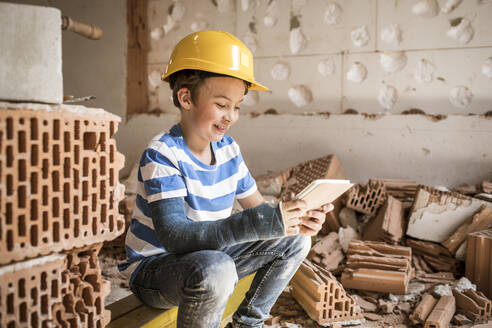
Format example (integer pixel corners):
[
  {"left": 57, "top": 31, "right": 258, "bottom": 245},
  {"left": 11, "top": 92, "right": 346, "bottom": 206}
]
[{"left": 108, "top": 274, "right": 255, "bottom": 328}]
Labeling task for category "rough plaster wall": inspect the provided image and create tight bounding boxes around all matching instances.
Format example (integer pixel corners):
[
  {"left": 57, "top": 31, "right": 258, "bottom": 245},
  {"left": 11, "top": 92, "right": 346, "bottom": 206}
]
[{"left": 7, "top": 0, "right": 127, "bottom": 120}]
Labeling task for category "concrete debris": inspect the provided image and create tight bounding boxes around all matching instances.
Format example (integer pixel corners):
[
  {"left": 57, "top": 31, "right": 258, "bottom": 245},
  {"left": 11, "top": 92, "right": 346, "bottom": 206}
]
[
  {"left": 288, "top": 85, "right": 313, "bottom": 108},
  {"left": 447, "top": 18, "right": 474, "bottom": 44},
  {"left": 465, "top": 229, "right": 492, "bottom": 299},
  {"left": 291, "top": 260, "right": 364, "bottom": 326},
  {"left": 453, "top": 288, "right": 492, "bottom": 323},
  {"left": 363, "top": 196, "right": 404, "bottom": 244},
  {"left": 338, "top": 226, "right": 360, "bottom": 253},
  {"left": 482, "top": 180, "right": 492, "bottom": 193},
  {"left": 351, "top": 25, "right": 370, "bottom": 47},
  {"left": 341, "top": 240, "right": 413, "bottom": 294},
  {"left": 425, "top": 295, "right": 456, "bottom": 328},
  {"left": 380, "top": 52, "right": 407, "bottom": 73},
  {"left": 415, "top": 58, "right": 436, "bottom": 84},
  {"left": 380, "top": 24, "right": 402, "bottom": 46},
  {"left": 338, "top": 207, "right": 358, "bottom": 229},
  {"left": 393, "top": 282, "right": 427, "bottom": 302},
  {"left": 345, "top": 180, "right": 387, "bottom": 216},
  {"left": 412, "top": 0, "right": 440, "bottom": 18},
  {"left": 346, "top": 62, "right": 367, "bottom": 83},
  {"left": 449, "top": 85, "right": 473, "bottom": 108},
  {"left": 378, "top": 84, "right": 398, "bottom": 111},
  {"left": 324, "top": 2, "right": 342, "bottom": 25},
  {"left": 406, "top": 185, "right": 491, "bottom": 243},
  {"left": 443, "top": 205, "right": 492, "bottom": 255},
  {"left": 432, "top": 284, "right": 454, "bottom": 298},
  {"left": 379, "top": 299, "right": 398, "bottom": 314},
  {"left": 308, "top": 232, "right": 344, "bottom": 271}
]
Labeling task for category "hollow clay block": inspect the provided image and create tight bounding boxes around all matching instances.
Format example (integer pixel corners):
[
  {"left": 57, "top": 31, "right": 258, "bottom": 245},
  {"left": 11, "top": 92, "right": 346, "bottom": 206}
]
[
  {"left": 410, "top": 293, "right": 438, "bottom": 325},
  {"left": 424, "top": 296, "right": 456, "bottom": 328},
  {"left": 466, "top": 229, "right": 492, "bottom": 299},
  {"left": 453, "top": 288, "right": 492, "bottom": 323}
]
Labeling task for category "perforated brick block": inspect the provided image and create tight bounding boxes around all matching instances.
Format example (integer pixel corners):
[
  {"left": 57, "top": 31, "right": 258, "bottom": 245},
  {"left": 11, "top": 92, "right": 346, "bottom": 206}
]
[
  {"left": 0, "top": 244, "right": 110, "bottom": 328},
  {"left": 291, "top": 260, "right": 364, "bottom": 326},
  {"left": 344, "top": 180, "right": 387, "bottom": 216},
  {"left": 0, "top": 104, "right": 126, "bottom": 265}
]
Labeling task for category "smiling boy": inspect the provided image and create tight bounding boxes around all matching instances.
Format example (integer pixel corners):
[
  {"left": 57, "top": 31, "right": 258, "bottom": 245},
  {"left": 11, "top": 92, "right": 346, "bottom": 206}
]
[{"left": 118, "top": 30, "right": 332, "bottom": 328}]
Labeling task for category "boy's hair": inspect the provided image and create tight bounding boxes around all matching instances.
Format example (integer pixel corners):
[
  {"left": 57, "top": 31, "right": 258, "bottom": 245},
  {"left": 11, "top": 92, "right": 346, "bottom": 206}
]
[{"left": 169, "top": 69, "right": 251, "bottom": 109}]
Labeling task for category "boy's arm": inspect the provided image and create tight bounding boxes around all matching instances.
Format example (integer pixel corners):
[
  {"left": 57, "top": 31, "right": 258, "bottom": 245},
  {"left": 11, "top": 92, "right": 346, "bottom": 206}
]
[
  {"left": 149, "top": 197, "right": 285, "bottom": 254},
  {"left": 237, "top": 190, "right": 265, "bottom": 209}
]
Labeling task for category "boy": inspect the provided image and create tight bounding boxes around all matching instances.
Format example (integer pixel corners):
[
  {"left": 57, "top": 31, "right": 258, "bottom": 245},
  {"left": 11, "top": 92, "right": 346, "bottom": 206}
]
[{"left": 119, "top": 30, "right": 333, "bottom": 328}]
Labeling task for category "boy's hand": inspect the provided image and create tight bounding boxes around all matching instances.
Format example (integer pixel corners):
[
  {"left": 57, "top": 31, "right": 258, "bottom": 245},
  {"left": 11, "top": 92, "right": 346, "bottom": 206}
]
[
  {"left": 280, "top": 199, "right": 308, "bottom": 236},
  {"left": 299, "top": 203, "right": 335, "bottom": 236}
]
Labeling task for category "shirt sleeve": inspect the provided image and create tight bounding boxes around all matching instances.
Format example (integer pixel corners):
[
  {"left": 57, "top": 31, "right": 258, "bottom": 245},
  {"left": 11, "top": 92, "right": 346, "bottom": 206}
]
[
  {"left": 235, "top": 151, "right": 257, "bottom": 199},
  {"left": 139, "top": 146, "right": 187, "bottom": 203}
]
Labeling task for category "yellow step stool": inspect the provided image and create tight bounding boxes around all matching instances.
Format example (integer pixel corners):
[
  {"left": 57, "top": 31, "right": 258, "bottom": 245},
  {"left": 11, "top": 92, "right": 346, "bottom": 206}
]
[{"left": 107, "top": 274, "right": 254, "bottom": 328}]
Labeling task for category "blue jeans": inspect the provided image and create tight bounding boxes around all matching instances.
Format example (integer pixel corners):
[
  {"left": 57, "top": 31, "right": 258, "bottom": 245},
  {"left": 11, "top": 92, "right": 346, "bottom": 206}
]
[{"left": 130, "top": 234, "right": 311, "bottom": 328}]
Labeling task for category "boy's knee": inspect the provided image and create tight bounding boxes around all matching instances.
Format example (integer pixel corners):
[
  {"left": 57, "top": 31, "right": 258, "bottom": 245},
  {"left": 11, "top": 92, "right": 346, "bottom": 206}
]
[{"left": 289, "top": 235, "right": 312, "bottom": 259}]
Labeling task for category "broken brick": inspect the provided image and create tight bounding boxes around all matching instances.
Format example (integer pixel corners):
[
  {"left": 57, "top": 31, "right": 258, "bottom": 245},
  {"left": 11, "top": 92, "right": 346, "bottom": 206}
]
[
  {"left": 308, "top": 232, "right": 344, "bottom": 271},
  {"left": 341, "top": 240, "right": 412, "bottom": 294},
  {"left": 291, "top": 260, "right": 364, "bottom": 326},
  {"left": 363, "top": 196, "right": 404, "bottom": 244},
  {"left": 465, "top": 229, "right": 492, "bottom": 299},
  {"left": 344, "top": 180, "right": 387, "bottom": 216},
  {"left": 0, "top": 107, "right": 126, "bottom": 265},
  {"left": 453, "top": 288, "right": 492, "bottom": 323},
  {"left": 410, "top": 293, "right": 438, "bottom": 325},
  {"left": 368, "top": 178, "right": 417, "bottom": 209},
  {"left": 407, "top": 238, "right": 459, "bottom": 274},
  {"left": 424, "top": 295, "right": 456, "bottom": 328}
]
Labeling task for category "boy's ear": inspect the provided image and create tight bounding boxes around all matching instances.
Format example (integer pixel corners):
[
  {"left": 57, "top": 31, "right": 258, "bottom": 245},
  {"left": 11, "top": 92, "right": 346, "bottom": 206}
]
[{"left": 176, "top": 88, "right": 192, "bottom": 110}]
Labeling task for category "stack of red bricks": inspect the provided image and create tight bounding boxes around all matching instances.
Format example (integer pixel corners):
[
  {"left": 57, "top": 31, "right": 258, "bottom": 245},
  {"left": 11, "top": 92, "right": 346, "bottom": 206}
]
[{"left": 0, "top": 103, "right": 126, "bottom": 328}]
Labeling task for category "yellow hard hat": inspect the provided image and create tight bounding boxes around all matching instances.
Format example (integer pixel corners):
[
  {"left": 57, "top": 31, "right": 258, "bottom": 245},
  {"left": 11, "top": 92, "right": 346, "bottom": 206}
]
[{"left": 161, "top": 30, "right": 268, "bottom": 91}]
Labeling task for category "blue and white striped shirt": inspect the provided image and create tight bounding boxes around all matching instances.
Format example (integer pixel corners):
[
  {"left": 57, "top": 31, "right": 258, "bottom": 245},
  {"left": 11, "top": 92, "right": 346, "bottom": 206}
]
[{"left": 118, "top": 124, "right": 257, "bottom": 282}]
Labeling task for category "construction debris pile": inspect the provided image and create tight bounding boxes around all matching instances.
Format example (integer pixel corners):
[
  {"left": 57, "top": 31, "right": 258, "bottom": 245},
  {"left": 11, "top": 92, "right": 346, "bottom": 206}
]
[
  {"left": 255, "top": 154, "right": 492, "bottom": 328},
  {"left": 0, "top": 104, "right": 126, "bottom": 327}
]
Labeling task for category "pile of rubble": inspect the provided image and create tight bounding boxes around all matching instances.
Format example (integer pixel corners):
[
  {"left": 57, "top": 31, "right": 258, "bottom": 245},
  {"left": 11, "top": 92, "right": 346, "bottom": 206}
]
[{"left": 255, "top": 154, "right": 492, "bottom": 328}]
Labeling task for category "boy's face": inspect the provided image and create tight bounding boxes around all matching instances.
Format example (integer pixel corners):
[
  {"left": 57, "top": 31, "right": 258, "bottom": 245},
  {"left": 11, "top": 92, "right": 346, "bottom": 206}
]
[{"left": 185, "top": 76, "right": 245, "bottom": 143}]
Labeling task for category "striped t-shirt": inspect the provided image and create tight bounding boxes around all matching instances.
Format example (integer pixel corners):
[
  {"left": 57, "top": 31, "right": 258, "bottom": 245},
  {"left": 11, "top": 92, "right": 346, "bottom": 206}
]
[{"left": 118, "top": 124, "right": 257, "bottom": 283}]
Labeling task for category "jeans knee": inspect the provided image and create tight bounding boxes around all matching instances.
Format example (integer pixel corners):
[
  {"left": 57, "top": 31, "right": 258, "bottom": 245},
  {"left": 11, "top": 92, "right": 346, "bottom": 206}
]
[
  {"left": 188, "top": 251, "right": 238, "bottom": 301},
  {"left": 290, "top": 234, "right": 312, "bottom": 259}
]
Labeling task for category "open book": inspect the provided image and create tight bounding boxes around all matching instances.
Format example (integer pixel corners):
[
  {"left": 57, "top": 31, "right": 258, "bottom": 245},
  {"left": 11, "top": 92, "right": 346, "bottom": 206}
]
[{"left": 295, "top": 179, "right": 354, "bottom": 210}]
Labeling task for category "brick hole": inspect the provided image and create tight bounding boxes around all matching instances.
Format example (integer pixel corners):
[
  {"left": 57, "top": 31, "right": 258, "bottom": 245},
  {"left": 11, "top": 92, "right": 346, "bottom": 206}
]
[
  {"left": 95, "top": 297, "right": 102, "bottom": 314},
  {"left": 92, "top": 194, "right": 97, "bottom": 211},
  {"left": 83, "top": 181, "right": 89, "bottom": 201},
  {"left": 83, "top": 132, "right": 97, "bottom": 150},
  {"left": 100, "top": 132, "right": 106, "bottom": 151},
  {"left": 53, "top": 144, "right": 60, "bottom": 165},
  {"left": 41, "top": 294, "right": 49, "bottom": 314},
  {"left": 30, "top": 143, "right": 39, "bottom": 165},
  {"left": 18, "top": 130, "right": 27, "bottom": 152},
  {"left": 31, "top": 225, "right": 38, "bottom": 246},
  {"left": 51, "top": 279, "right": 58, "bottom": 298},
  {"left": 83, "top": 158, "right": 89, "bottom": 177},
  {"left": 20, "top": 242, "right": 25, "bottom": 248},
  {"left": 31, "top": 199, "right": 38, "bottom": 221},
  {"left": 52, "top": 171, "right": 60, "bottom": 191},
  {"left": 7, "top": 322, "right": 15, "bottom": 328},
  {"left": 74, "top": 169, "right": 79, "bottom": 189},
  {"left": 63, "top": 183, "right": 70, "bottom": 203},
  {"left": 42, "top": 185, "right": 48, "bottom": 205},
  {"left": 6, "top": 117, "right": 13, "bottom": 139},
  {"left": 63, "top": 208, "right": 70, "bottom": 229},
  {"left": 6, "top": 174, "right": 13, "bottom": 195},
  {"left": 19, "top": 278, "right": 26, "bottom": 297},
  {"left": 74, "top": 144, "right": 80, "bottom": 164},
  {"left": 31, "top": 285, "right": 37, "bottom": 301},
  {"left": 42, "top": 158, "right": 49, "bottom": 179},
  {"left": 370, "top": 191, "right": 376, "bottom": 199},
  {"left": 30, "top": 172, "right": 38, "bottom": 194},
  {"left": 42, "top": 132, "right": 49, "bottom": 152},
  {"left": 53, "top": 221, "right": 60, "bottom": 242},
  {"left": 109, "top": 215, "right": 114, "bottom": 232},
  {"left": 100, "top": 157, "right": 106, "bottom": 175},
  {"left": 52, "top": 197, "right": 59, "bottom": 218},
  {"left": 83, "top": 206, "right": 89, "bottom": 225},
  {"left": 40, "top": 212, "right": 48, "bottom": 233},
  {"left": 92, "top": 169, "right": 97, "bottom": 188},
  {"left": 7, "top": 292, "right": 14, "bottom": 313},
  {"left": 18, "top": 214, "right": 26, "bottom": 236},
  {"left": 64, "top": 131, "right": 70, "bottom": 152},
  {"left": 65, "top": 120, "right": 69, "bottom": 126},
  {"left": 53, "top": 119, "right": 60, "bottom": 140},
  {"left": 73, "top": 195, "right": 79, "bottom": 214},
  {"left": 8, "top": 282, "right": 13, "bottom": 288},
  {"left": 42, "top": 119, "right": 48, "bottom": 126},
  {"left": 0, "top": 130, "right": 2, "bottom": 149},
  {"left": 109, "top": 168, "right": 114, "bottom": 187},
  {"left": 74, "top": 120, "right": 80, "bottom": 139},
  {"left": 92, "top": 216, "right": 98, "bottom": 235},
  {"left": 110, "top": 121, "right": 115, "bottom": 137},
  {"left": 6, "top": 145, "right": 13, "bottom": 167},
  {"left": 74, "top": 219, "right": 80, "bottom": 237},
  {"left": 40, "top": 271, "right": 47, "bottom": 290},
  {"left": 117, "top": 218, "right": 124, "bottom": 231},
  {"left": 100, "top": 180, "right": 106, "bottom": 199},
  {"left": 31, "top": 311, "right": 39, "bottom": 328},
  {"left": 63, "top": 158, "right": 70, "bottom": 178},
  {"left": 368, "top": 200, "right": 373, "bottom": 208},
  {"left": 101, "top": 204, "right": 107, "bottom": 223},
  {"left": 352, "top": 199, "right": 358, "bottom": 206},
  {"left": 83, "top": 286, "right": 93, "bottom": 306},
  {"left": 6, "top": 202, "right": 12, "bottom": 224},
  {"left": 19, "top": 159, "right": 26, "bottom": 181},
  {"left": 110, "top": 145, "right": 115, "bottom": 163},
  {"left": 18, "top": 185, "right": 26, "bottom": 208},
  {"left": 42, "top": 237, "right": 48, "bottom": 243},
  {"left": 84, "top": 231, "right": 88, "bottom": 237},
  {"left": 109, "top": 193, "right": 114, "bottom": 209}
]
